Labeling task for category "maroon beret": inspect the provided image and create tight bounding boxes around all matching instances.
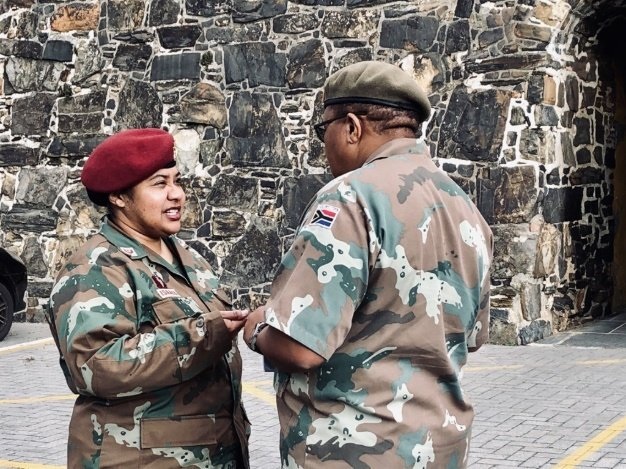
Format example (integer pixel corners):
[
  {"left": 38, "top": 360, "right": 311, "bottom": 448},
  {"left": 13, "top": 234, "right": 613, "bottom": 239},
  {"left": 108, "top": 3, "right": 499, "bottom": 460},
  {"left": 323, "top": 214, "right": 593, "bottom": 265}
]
[{"left": 81, "top": 128, "right": 175, "bottom": 197}]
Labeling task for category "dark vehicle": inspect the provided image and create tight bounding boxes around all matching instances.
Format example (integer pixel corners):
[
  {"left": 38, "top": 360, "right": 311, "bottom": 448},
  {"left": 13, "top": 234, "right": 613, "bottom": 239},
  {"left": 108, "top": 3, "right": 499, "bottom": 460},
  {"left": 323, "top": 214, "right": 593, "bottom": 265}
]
[{"left": 0, "top": 247, "right": 27, "bottom": 341}]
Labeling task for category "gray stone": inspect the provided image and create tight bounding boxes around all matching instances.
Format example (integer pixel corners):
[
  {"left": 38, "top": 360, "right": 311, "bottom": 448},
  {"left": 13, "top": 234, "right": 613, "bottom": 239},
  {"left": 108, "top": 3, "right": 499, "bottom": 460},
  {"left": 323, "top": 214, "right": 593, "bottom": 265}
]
[
  {"left": 380, "top": 16, "right": 439, "bottom": 52},
  {"left": 116, "top": 79, "right": 163, "bottom": 129},
  {"left": 491, "top": 224, "right": 538, "bottom": 278},
  {"left": 185, "top": 0, "right": 229, "bottom": 16},
  {"left": 480, "top": 166, "right": 538, "bottom": 224},
  {"left": 58, "top": 90, "right": 106, "bottom": 113},
  {"left": 113, "top": 43, "right": 152, "bottom": 71},
  {"left": 12, "top": 40, "right": 42, "bottom": 59},
  {"left": 15, "top": 167, "right": 68, "bottom": 207},
  {"left": 534, "top": 220, "right": 561, "bottom": 278},
  {"left": 208, "top": 174, "right": 258, "bottom": 210},
  {"left": 0, "top": 144, "right": 38, "bottom": 166},
  {"left": 565, "top": 75, "right": 579, "bottom": 111},
  {"left": 333, "top": 48, "right": 373, "bottom": 72},
  {"left": 519, "top": 129, "right": 555, "bottom": 164},
  {"left": 11, "top": 92, "right": 56, "bottom": 135},
  {"left": 157, "top": 25, "right": 202, "bottom": 49},
  {"left": 0, "top": 206, "right": 57, "bottom": 233},
  {"left": 108, "top": 0, "right": 145, "bottom": 31},
  {"left": 150, "top": 52, "right": 201, "bottom": 81},
  {"left": 232, "top": 0, "right": 287, "bottom": 23},
  {"left": 527, "top": 74, "right": 543, "bottom": 105},
  {"left": 204, "top": 23, "right": 264, "bottom": 44},
  {"left": 510, "top": 106, "right": 528, "bottom": 125},
  {"left": 224, "top": 92, "right": 289, "bottom": 168},
  {"left": 478, "top": 28, "right": 504, "bottom": 47},
  {"left": 321, "top": 10, "right": 378, "bottom": 39},
  {"left": 518, "top": 319, "right": 551, "bottom": 345},
  {"left": 21, "top": 236, "right": 47, "bottom": 277},
  {"left": 561, "top": 132, "right": 576, "bottom": 165},
  {"left": 273, "top": 13, "right": 318, "bottom": 34},
  {"left": 42, "top": 39, "right": 73, "bottom": 61},
  {"left": 439, "top": 87, "right": 513, "bottom": 162},
  {"left": 466, "top": 52, "right": 548, "bottom": 73},
  {"left": 148, "top": 0, "right": 179, "bottom": 26},
  {"left": 287, "top": 39, "right": 325, "bottom": 89},
  {"left": 221, "top": 221, "right": 281, "bottom": 287},
  {"left": 569, "top": 167, "right": 603, "bottom": 186},
  {"left": 445, "top": 19, "right": 470, "bottom": 53},
  {"left": 534, "top": 104, "right": 559, "bottom": 127},
  {"left": 543, "top": 187, "right": 583, "bottom": 223},
  {"left": 223, "top": 42, "right": 286, "bottom": 87},
  {"left": 212, "top": 210, "right": 247, "bottom": 238},
  {"left": 47, "top": 135, "right": 106, "bottom": 159},
  {"left": 281, "top": 174, "right": 333, "bottom": 229},
  {"left": 454, "top": 0, "right": 474, "bottom": 18},
  {"left": 573, "top": 117, "right": 591, "bottom": 145},
  {"left": 520, "top": 281, "right": 542, "bottom": 321},
  {"left": 5, "top": 57, "right": 64, "bottom": 92},
  {"left": 179, "top": 83, "right": 227, "bottom": 128},
  {"left": 58, "top": 113, "right": 103, "bottom": 134},
  {"left": 72, "top": 39, "right": 104, "bottom": 84},
  {"left": 489, "top": 309, "right": 519, "bottom": 345}
]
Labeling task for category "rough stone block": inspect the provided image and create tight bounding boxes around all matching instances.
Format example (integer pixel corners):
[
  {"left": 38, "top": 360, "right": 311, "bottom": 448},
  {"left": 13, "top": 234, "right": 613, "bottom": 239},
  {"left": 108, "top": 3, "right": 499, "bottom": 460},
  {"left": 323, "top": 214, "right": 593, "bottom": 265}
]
[
  {"left": 282, "top": 174, "right": 333, "bottom": 229},
  {"left": 113, "top": 43, "right": 152, "bottom": 71},
  {"left": 232, "top": 0, "right": 287, "bottom": 23},
  {"left": 51, "top": 3, "right": 99, "bottom": 32},
  {"left": 0, "top": 206, "right": 57, "bottom": 233},
  {"left": 0, "top": 144, "right": 38, "bottom": 166},
  {"left": 380, "top": 16, "right": 439, "bottom": 52},
  {"left": 148, "top": 0, "right": 179, "bottom": 26},
  {"left": 491, "top": 224, "right": 539, "bottom": 278},
  {"left": 11, "top": 92, "right": 56, "bottom": 135},
  {"left": 179, "top": 83, "right": 226, "bottom": 128},
  {"left": 42, "top": 39, "right": 73, "bottom": 61},
  {"left": 518, "top": 319, "right": 551, "bottom": 345},
  {"left": 157, "top": 25, "right": 202, "bottom": 49},
  {"left": 116, "top": 79, "right": 163, "bottom": 129},
  {"left": 150, "top": 52, "right": 201, "bottom": 81},
  {"left": 287, "top": 39, "right": 325, "bottom": 89},
  {"left": 445, "top": 19, "right": 470, "bottom": 53},
  {"left": 223, "top": 43, "right": 286, "bottom": 87},
  {"left": 321, "top": 10, "right": 378, "bottom": 39},
  {"left": 439, "top": 87, "right": 513, "bottom": 162},
  {"left": 273, "top": 13, "right": 318, "bottom": 34},
  {"left": 543, "top": 187, "right": 583, "bottom": 223}
]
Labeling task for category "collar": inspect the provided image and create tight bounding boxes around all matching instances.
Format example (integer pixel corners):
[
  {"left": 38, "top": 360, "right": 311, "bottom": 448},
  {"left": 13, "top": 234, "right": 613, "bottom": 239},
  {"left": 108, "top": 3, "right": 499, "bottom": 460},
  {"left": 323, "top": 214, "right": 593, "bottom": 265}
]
[
  {"left": 99, "top": 217, "right": 180, "bottom": 265},
  {"left": 362, "top": 137, "right": 430, "bottom": 167}
]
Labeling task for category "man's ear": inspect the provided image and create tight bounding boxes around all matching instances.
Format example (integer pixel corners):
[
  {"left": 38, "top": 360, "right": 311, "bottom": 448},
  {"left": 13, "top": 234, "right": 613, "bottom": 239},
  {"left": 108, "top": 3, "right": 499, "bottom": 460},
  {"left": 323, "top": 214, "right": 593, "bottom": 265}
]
[
  {"left": 346, "top": 113, "right": 362, "bottom": 144},
  {"left": 108, "top": 192, "right": 126, "bottom": 208}
]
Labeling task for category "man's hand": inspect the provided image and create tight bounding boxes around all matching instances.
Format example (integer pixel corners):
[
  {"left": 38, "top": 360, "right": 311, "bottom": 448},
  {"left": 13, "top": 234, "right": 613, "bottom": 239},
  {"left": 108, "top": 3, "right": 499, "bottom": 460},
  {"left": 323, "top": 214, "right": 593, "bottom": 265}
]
[
  {"left": 221, "top": 309, "right": 249, "bottom": 338},
  {"left": 243, "top": 306, "right": 266, "bottom": 345}
]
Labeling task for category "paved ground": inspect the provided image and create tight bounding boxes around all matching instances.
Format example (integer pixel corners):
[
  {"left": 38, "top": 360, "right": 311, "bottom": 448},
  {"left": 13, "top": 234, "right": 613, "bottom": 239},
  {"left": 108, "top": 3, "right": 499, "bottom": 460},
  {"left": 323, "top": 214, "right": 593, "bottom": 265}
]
[{"left": 0, "top": 314, "right": 625, "bottom": 469}]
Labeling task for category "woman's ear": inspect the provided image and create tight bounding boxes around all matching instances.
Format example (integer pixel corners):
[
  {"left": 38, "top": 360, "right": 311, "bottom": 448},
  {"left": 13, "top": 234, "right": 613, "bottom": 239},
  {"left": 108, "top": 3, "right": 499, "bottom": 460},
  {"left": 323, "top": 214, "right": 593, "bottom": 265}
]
[
  {"left": 108, "top": 192, "right": 126, "bottom": 208},
  {"left": 346, "top": 113, "right": 362, "bottom": 144}
]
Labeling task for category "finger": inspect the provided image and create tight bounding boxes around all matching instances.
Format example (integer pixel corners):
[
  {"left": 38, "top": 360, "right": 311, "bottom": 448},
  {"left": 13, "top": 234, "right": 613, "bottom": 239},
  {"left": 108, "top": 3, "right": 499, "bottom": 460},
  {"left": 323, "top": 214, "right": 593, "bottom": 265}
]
[{"left": 221, "top": 309, "right": 249, "bottom": 320}]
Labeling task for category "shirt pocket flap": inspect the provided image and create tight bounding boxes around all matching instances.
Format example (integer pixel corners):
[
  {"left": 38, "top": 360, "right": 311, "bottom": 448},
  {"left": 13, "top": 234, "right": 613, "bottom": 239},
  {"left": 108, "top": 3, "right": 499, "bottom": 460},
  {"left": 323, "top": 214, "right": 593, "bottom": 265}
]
[
  {"left": 152, "top": 297, "right": 203, "bottom": 324},
  {"left": 141, "top": 415, "right": 216, "bottom": 449}
]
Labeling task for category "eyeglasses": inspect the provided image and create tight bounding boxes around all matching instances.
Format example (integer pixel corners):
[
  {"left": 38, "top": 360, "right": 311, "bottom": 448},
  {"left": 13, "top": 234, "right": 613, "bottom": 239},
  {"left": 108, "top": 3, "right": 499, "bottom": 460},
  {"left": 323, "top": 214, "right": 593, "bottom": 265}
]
[{"left": 313, "top": 114, "right": 349, "bottom": 141}]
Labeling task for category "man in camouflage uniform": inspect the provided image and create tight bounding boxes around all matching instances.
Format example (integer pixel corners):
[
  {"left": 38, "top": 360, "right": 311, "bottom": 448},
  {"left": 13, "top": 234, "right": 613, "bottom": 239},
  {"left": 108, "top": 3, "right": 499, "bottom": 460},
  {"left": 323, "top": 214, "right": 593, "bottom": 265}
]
[
  {"left": 244, "top": 61, "right": 493, "bottom": 468},
  {"left": 48, "top": 129, "right": 249, "bottom": 468}
]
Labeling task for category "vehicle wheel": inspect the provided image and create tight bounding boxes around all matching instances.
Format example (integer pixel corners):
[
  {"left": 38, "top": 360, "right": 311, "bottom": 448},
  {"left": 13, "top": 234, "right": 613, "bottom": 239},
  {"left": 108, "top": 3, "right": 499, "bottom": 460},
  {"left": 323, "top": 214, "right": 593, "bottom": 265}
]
[{"left": 0, "top": 282, "right": 14, "bottom": 341}]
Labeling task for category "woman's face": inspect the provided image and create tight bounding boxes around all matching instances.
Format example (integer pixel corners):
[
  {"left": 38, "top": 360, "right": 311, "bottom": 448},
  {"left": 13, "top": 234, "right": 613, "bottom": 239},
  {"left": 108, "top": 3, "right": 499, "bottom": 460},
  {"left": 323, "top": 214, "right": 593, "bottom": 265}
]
[{"left": 116, "top": 165, "right": 186, "bottom": 240}]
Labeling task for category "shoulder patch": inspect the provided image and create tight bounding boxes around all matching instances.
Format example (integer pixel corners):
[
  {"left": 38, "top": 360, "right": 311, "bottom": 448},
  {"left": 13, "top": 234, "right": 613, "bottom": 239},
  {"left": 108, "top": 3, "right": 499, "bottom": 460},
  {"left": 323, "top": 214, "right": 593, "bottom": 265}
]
[{"left": 310, "top": 204, "right": 340, "bottom": 229}]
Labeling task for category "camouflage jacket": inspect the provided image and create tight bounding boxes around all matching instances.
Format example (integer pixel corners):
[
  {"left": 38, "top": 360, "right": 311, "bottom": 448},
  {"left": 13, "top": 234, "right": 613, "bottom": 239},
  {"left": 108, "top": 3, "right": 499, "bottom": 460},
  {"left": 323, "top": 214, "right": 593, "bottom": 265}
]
[
  {"left": 48, "top": 218, "right": 249, "bottom": 469},
  {"left": 264, "top": 138, "right": 493, "bottom": 468}
]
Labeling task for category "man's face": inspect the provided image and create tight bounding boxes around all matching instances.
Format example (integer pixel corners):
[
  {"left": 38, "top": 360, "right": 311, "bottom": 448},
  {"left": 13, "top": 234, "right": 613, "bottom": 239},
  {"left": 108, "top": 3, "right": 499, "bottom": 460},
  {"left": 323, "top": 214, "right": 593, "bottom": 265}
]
[{"left": 320, "top": 108, "right": 359, "bottom": 178}]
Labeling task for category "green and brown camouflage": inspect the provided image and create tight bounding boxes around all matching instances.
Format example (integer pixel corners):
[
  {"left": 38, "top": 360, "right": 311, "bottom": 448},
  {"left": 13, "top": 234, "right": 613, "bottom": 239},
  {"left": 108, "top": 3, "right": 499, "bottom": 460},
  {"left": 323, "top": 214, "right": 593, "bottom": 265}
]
[
  {"left": 264, "top": 138, "right": 493, "bottom": 468},
  {"left": 48, "top": 219, "right": 249, "bottom": 469}
]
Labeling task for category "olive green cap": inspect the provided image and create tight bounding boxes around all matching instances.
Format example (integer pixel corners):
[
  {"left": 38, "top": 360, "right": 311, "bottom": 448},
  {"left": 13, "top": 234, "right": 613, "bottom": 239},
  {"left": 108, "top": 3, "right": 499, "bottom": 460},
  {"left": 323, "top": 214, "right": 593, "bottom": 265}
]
[{"left": 323, "top": 60, "right": 431, "bottom": 122}]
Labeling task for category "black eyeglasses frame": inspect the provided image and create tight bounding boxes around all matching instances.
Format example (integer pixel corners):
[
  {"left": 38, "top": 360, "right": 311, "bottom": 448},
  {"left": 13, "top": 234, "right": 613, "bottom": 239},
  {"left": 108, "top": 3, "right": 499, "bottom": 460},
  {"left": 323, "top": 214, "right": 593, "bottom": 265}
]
[{"left": 313, "top": 113, "right": 367, "bottom": 141}]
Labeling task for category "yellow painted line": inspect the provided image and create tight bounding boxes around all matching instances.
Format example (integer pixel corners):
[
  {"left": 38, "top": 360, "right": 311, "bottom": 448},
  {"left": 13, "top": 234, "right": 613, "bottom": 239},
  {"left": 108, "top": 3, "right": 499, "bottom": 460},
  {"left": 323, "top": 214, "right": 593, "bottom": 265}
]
[
  {"left": 576, "top": 358, "right": 626, "bottom": 365},
  {"left": 465, "top": 364, "right": 524, "bottom": 372},
  {"left": 0, "top": 460, "right": 65, "bottom": 469},
  {"left": 553, "top": 413, "right": 626, "bottom": 468},
  {"left": 0, "top": 394, "right": 75, "bottom": 405},
  {"left": 242, "top": 382, "right": 276, "bottom": 407},
  {"left": 0, "top": 338, "right": 54, "bottom": 356}
]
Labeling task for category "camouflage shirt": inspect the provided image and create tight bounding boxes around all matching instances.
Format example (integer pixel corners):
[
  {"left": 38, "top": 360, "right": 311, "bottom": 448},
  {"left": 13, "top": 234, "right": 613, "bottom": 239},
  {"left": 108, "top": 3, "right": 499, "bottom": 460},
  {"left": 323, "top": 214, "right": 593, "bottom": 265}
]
[
  {"left": 48, "top": 218, "right": 249, "bottom": 469},
  {"left": 264, "top": 138, "right": 493, "bottom": 468}
]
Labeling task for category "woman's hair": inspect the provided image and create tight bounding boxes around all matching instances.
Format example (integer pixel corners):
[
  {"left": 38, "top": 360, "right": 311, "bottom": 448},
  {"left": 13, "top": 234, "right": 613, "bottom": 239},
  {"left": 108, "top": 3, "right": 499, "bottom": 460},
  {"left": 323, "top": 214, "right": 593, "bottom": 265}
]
[{"left": 328, "top": 103, "right": 422, "bottom": 135}]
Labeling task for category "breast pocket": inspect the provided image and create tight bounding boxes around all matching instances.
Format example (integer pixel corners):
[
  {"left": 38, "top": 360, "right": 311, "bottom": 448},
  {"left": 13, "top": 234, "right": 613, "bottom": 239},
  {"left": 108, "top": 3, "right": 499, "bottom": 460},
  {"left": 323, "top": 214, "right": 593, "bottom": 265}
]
[{"left": 152, "top": 297, "right": 204, "bottom": 324}]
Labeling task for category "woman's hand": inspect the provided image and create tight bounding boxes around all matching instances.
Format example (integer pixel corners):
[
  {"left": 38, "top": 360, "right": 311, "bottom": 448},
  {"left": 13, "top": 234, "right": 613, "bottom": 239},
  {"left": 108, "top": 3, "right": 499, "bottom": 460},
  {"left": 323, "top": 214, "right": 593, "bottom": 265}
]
[{"left": 220, "top": 310, "right": 249, "bottom": 338}]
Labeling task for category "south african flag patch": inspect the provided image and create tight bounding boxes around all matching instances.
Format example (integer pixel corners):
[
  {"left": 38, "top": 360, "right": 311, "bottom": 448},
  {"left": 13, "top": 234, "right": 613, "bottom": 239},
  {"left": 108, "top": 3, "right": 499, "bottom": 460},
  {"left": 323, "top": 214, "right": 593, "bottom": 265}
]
[{"left": 310, "top": 204, "right": 340, "bottom": 229}]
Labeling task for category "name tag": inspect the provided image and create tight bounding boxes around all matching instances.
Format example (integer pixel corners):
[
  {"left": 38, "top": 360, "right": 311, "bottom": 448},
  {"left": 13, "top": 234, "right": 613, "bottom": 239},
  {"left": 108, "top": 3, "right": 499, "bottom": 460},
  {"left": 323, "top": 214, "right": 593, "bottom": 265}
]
[{"left": 157, "top": 288, "right": 180, "bottom": 298}]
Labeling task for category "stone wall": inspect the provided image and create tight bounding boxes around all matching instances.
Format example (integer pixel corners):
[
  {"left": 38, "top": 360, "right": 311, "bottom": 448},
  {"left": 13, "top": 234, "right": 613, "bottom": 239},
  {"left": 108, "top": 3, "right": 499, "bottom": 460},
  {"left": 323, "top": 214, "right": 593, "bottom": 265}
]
[{"left": 0, "top": 0, "right": 624, "bottom": 345}]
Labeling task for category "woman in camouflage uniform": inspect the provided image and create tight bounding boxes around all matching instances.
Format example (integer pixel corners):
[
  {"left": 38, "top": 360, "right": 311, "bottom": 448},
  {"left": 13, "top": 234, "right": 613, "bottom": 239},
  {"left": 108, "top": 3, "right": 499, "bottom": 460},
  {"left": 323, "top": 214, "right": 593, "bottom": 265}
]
[{"left": 48, "top": 128, "right": 250, "bottom": 468}]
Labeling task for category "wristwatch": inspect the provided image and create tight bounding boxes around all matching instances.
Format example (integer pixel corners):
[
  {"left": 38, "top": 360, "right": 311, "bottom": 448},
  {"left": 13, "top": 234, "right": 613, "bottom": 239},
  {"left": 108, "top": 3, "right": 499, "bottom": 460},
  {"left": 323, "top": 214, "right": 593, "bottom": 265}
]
[{"left": 248, "top": 321, "right": 269, "bottom": 353}]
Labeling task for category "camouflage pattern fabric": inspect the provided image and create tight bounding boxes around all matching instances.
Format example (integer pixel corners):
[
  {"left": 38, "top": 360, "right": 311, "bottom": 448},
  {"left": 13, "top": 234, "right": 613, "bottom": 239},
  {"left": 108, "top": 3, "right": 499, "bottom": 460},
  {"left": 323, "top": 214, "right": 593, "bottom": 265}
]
[
  {"left": 264, "top": 138, "right": 493, "bottom": 468},
  {"left": 48, "top": 218, "right": 249, "bottom": 469}
]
